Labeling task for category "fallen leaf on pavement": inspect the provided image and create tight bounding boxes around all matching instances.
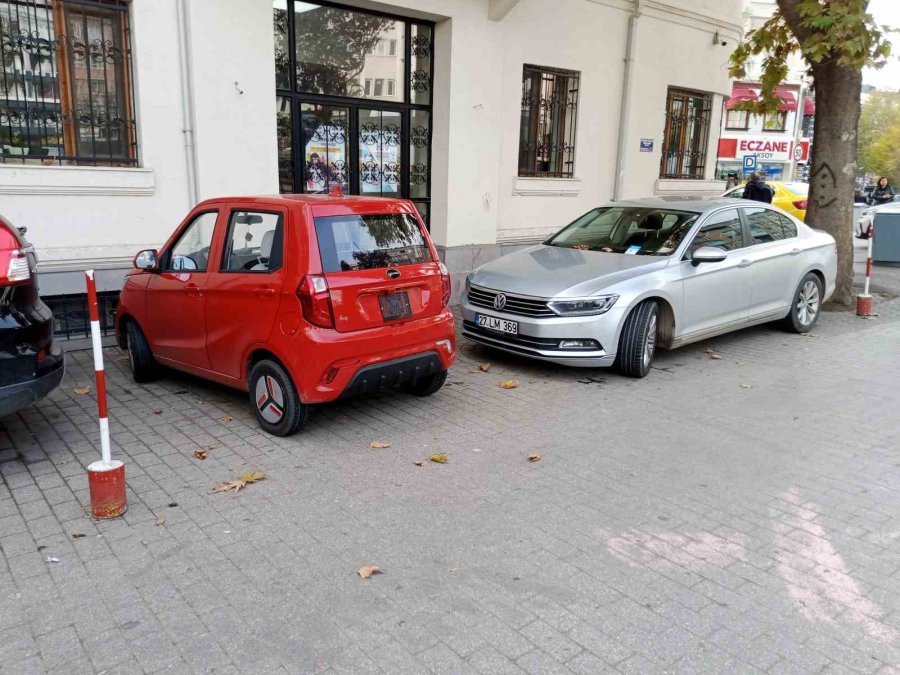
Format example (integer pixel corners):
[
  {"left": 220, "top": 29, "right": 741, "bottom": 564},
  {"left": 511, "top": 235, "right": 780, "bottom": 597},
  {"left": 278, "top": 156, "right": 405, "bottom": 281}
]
[
  {"left": 357, "top": 564, "right": 382, "bottom": 579},
  {"left": 73, "top": 387, "right": 90, "bottom": 395},
  {"left": 219, "top": 415, "right": 234, "bottom": 422},
  {"left": 800, "top": 333, "right": 818, "bottom": 338},
  {"left": 369, "top": 441, "right": 391, "bottom": 449},
  {"left": 478, "top": 363, "right": 491, "bottom": 372},
  {"left": 193, "top": 450, "right": 207, "bottom": 460},
  {"left": 430, "top": 453, "right": 449, "bottom": 464},
  {"left": 740, "top": 383, "right": 753, "bottom": 389},
  {"left": 45, "top": 557, "right": 60, "bottom": 563},
  {"left": 71, "top": 533, "right": 86, "bottom": 539},
  {"left": 413, "top": 460, "right": 424, "bottom": 466},
  {"left": 708, "top": 353, "right": 721, "bottom": 360},
  {"left": 152, "top": 409, "right": 163, "bottom": 415},
  {"left": 155, "top": 517, "right": 165, "bottom": 527},
  {"left": 499, "top": 380, "right": 518, "bottom": 389},
  {"left": 212, "top": 471, "right": 266, "bottom": 493},
  {"left": 450, "top": 567, "right": 459, "bottom": 573},
  {"left": 527, "top": 453, "right": 542, "bottom": 462}
]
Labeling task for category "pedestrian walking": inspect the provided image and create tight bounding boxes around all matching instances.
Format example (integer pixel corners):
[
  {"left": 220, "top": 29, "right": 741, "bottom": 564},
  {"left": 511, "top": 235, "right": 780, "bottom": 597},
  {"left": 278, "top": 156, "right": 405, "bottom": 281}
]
[
  {"left": 869, "top": 176, "right": 895, "bottom": 205},
  {"left": 744, "top": 173, "right": 773, "bottom": 203}
]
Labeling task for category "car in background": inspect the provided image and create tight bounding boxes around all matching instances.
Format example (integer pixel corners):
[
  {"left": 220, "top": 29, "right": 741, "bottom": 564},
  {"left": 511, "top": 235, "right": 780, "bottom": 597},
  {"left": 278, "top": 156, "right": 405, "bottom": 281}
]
[
  {"left": 462, "top": 197, "right": 836, "bottom": 378},
  {"left": 724, "top": 181, "right": 809, "bottom": 220},
  {"left": 0, "top": 215, "right": 65, "bottom": 418},
  {"left": 115, "top": 194, "right": 455, "bottom": 436}
]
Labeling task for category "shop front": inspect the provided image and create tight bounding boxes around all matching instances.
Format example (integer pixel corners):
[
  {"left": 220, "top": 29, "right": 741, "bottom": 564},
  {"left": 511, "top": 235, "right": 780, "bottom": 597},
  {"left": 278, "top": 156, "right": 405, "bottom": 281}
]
[{"left": 273, "top": 0, "right": 433, "bottom": 226}]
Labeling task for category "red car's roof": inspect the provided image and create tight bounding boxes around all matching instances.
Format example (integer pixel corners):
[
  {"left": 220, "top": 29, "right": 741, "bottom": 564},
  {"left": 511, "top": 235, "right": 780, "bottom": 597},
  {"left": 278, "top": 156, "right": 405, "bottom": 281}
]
[{"left": 198, "top": 194, "right": 411, "bottom": 207}]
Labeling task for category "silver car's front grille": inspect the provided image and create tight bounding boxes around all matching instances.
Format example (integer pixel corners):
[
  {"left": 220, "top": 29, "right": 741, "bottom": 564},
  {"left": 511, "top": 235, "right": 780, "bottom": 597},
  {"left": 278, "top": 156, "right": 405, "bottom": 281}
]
[{"left": 467, "top": 285, "right": 555, "bottom": 318}]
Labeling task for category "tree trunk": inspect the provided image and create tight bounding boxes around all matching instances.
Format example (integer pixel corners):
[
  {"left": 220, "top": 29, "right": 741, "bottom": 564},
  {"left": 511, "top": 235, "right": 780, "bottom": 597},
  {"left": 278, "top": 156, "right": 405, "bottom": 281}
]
[{"left": 806, "top": 61, "right": 862, "bottom": 307}]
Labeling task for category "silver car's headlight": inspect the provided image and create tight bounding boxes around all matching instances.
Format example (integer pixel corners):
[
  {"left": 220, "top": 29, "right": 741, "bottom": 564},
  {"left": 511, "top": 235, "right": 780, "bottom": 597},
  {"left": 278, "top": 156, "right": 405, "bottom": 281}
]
[
  {"left": 464, "top": 275, "right": 472, "bottom": 296},
  {"left": 547, "top": 295, "right": 619, "bottom": 316}
]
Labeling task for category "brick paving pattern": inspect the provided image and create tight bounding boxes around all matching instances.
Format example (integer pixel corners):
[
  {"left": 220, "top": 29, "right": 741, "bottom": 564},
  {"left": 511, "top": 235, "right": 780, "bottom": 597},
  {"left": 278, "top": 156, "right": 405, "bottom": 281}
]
[{"left": 2, "top": 266, "right": 899, "bottom": 673}]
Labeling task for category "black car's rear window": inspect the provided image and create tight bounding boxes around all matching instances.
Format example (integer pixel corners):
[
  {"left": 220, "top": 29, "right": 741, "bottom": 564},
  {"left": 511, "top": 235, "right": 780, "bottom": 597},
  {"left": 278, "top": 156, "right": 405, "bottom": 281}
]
[{"left": 314, "top": 213, "right": 432, "bottom": 272}]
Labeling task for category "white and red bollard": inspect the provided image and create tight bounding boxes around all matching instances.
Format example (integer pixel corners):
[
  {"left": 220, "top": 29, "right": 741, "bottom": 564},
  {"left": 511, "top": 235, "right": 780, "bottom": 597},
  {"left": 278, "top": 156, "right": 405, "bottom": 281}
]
[
  {"left": 857, "top": 224, "right": 874, "bottom": 316},
  {"left": 85, "top": 270, "right": 127, "bottom": 518}
]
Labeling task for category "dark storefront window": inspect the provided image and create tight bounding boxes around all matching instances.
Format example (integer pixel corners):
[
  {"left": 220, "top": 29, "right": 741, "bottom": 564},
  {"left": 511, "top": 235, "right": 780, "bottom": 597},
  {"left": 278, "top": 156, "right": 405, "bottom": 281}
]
[
  {"left": 518, "top": 65, "right": 579, "bottom": 178},
  {"left": 659, "top": 88, "right": 711, "bottom": 180},
  {"left": 273, "top": 0, "right": 433, "bottom": 227},
  {"left": 0, "top": 0, "right": 137, "bottom": 166}
]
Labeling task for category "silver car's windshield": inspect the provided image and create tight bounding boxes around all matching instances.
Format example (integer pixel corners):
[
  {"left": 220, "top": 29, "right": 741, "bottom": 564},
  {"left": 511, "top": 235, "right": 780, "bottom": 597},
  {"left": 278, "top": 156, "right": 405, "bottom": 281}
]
[{"left": 546, "top": 207, "right": 700, "bottom": 256}]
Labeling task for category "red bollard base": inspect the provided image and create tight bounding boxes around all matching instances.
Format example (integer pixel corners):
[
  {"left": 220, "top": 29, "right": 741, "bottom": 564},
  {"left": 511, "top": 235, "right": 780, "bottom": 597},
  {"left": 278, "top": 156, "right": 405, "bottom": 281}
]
[
  {"left": 87, "top": 460, "right": 127, "bottom": 519},
  {"left": 856, "top": 294, "right": 873, "bottom": 317}
]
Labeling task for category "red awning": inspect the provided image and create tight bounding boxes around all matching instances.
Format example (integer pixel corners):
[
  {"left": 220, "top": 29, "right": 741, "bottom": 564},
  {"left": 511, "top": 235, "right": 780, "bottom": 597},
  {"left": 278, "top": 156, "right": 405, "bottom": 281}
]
[
  {"left": 726, "top": 88, "right": 758, "bottom": 109},
  {"left": 803, "top": 97, "right": 816, "bottom": 115},
  {"left": 775, "top": 88, "right": 797, "bottom": 111}
]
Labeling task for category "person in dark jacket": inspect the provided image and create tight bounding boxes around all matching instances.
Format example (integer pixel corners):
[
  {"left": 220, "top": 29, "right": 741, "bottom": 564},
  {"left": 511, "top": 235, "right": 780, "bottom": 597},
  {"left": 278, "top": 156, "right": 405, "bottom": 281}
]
[
  {"left": 744, "top": 173, "right": 773, "bottom": 203},
  {"left": 870, "top": 176, "right": 895, "bottom": 205}
]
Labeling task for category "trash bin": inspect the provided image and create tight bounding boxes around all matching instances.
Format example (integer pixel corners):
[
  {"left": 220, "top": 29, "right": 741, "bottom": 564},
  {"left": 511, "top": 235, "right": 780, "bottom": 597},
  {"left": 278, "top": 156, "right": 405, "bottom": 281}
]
[{"left": 872, "top": 209, "right": 900, "bottom": 264}]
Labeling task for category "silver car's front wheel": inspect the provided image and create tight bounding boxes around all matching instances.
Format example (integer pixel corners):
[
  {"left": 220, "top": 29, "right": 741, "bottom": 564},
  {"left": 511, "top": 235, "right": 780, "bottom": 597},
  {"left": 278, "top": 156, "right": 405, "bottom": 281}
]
[
  {"left": 617, "top": 300, "right": 659, "bottom": 378},
  {"left": 782, "top": 273, "right": 824, "bottom": 333}
]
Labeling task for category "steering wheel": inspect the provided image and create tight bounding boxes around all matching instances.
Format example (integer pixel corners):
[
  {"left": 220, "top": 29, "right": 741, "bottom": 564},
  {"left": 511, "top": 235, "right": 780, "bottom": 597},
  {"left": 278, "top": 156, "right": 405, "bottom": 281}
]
[{"left": 242, "top": 257, "right": 268, "bottom": 271}]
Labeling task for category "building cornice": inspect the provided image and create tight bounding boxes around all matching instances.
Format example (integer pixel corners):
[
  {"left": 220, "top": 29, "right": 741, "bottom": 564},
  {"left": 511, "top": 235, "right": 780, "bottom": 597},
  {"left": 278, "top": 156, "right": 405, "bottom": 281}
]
[{"left": 0, "top": 165, "right": 155, "bottom": 197}]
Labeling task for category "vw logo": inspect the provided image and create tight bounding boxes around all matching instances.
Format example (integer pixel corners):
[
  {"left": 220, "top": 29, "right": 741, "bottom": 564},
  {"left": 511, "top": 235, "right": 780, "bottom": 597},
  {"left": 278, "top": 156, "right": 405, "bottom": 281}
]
[{"left": 493, "top": 293, "right": 507, "bottom": 311}]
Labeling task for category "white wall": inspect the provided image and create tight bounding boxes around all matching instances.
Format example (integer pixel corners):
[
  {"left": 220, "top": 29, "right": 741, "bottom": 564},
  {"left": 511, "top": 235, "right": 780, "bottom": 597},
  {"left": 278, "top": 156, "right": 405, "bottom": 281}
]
[{"left": 187, "top": 0, "right": 279, "bottom": 200}]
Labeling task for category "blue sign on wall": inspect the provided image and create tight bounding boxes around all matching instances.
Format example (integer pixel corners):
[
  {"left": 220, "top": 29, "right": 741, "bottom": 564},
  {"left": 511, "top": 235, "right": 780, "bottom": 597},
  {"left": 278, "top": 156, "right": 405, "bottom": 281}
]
[
  {"left": 742, "top": 154, "right": 757, "bottom": 174},
  {"left": 639, "top": 138, "right": 654, "bottom": 152}
]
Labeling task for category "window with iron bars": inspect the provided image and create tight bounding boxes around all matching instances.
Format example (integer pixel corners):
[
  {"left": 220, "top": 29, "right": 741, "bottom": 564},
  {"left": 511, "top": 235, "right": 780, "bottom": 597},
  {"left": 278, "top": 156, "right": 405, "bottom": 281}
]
[
  {"left": 0, "top": 0, "right": 137, "bottom": 167},
  {"left": 518, "top": 64, "right": 579, "bottom": 178},
  {"left": 659, "top": 88, "right": 711, "bottom": 180}
]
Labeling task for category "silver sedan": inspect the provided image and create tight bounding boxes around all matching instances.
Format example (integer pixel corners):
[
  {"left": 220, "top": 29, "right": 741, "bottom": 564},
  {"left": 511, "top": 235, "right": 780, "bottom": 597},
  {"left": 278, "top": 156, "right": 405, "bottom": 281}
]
[{"left": 462, "top": 197, "right": 837, "bottom": 377}]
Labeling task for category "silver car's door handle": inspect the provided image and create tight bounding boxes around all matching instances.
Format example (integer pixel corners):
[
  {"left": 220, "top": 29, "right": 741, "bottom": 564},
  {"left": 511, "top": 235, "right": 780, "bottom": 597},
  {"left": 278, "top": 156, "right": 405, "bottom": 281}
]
[
  {"left": 738, "top": 259, "right": 753, "bottom": 268},
  {"left": 790, "top": 248, "right": 802, "bottom": 255}
]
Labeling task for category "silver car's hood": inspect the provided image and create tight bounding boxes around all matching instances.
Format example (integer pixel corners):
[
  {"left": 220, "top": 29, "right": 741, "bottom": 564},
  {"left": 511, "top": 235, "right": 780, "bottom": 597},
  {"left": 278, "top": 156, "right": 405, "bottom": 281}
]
[{"left": 470, "top": 245, "right": 669, "bottom": 298}]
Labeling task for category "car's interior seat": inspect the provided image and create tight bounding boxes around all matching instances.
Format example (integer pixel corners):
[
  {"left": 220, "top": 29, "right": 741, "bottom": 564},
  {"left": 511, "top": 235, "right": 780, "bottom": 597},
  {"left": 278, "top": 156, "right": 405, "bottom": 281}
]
[
  {"left": 250, "top": 230, "right": 275, "bottom": 271},
  {"left": 622, "top": 212, "right": 664, "bottom": 249}
]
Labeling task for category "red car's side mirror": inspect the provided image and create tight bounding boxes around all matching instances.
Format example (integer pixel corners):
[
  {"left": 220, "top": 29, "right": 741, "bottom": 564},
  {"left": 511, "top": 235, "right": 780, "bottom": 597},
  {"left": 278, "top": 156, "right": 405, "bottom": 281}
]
[{"left": 134, "top": 249, "right": 159, "bottom": 271}]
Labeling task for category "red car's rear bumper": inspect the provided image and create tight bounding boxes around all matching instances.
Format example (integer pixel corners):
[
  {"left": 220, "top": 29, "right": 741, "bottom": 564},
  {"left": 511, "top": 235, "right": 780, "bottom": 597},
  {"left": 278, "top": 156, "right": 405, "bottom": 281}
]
[{"left": 280, "top": 308, "right": 456, "bottom": 403}]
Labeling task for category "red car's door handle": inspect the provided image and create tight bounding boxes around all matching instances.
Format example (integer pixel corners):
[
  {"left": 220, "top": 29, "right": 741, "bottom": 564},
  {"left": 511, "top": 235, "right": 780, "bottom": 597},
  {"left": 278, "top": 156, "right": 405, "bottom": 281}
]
[
  {"left": 255, "top": 287, "right": 276, "bottom": 298},
  {"left": 184, "top": 284, "right": 201, "bottom": 296}
]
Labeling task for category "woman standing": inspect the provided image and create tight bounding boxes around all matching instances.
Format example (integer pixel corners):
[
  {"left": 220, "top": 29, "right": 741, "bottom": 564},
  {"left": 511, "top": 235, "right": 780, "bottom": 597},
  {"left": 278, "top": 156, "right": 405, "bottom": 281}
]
[{"left": 870, "top": 176, "right": 895, "bottom": 205}]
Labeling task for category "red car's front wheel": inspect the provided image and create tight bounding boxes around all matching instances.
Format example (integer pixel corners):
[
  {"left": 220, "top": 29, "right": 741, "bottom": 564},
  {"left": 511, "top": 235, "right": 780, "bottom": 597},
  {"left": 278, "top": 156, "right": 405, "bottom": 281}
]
[{"left": 248, "top": 359, "right": 309, "bottom": 436}]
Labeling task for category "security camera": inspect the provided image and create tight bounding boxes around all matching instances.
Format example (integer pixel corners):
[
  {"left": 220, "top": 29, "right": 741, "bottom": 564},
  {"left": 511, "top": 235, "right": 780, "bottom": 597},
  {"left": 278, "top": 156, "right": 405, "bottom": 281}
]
[{"left": 720, "top": 40, "right": 728, "bottom": 47}]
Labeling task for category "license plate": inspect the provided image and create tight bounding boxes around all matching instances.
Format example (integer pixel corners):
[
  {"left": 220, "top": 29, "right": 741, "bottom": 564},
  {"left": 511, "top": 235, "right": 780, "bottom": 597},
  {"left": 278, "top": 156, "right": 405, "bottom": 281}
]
[
  {"left": 379, "top": 291, "right": 412, "bottom": 321},
  {"left": 475, "top": 313, "right": 518, "bottom": 335}
]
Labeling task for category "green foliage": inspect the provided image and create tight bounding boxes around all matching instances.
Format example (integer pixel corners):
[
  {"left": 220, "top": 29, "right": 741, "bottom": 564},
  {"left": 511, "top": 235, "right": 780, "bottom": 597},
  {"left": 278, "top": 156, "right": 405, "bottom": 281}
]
[
  {"left": 729, "top": 0, "right": 892, "bottom": 113},
  {"left": 858, "top": 92, "right": 900, "bottom": 178}
]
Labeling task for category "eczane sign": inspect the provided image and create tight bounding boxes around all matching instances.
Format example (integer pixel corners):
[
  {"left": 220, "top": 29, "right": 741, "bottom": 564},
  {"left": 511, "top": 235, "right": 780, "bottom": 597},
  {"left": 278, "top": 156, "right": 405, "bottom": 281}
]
[{"left": 718, "top": 137, "right": 809, "bottom": 162}]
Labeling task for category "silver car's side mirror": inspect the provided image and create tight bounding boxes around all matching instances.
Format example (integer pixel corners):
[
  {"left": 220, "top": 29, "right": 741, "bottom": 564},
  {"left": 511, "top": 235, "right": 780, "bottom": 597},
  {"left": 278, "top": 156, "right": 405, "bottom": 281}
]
[
  {"left": 134, "top": 249, "right": 159, "bottom": 271},
  {"left": 691, "top": 246, "right": 728, "bottom": 267}
]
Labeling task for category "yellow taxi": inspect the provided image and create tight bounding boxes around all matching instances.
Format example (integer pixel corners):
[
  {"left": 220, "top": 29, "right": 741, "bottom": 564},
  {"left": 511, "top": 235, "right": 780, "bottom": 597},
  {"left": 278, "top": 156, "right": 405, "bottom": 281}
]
[{"left": 723, "top": 181, "right": 808, "bottom": 220}]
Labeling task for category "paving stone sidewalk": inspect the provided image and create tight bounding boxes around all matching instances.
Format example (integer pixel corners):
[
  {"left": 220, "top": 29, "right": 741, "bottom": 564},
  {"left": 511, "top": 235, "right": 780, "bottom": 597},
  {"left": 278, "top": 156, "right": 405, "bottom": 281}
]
[{"left": 1, "top": 284, "right": 899, "bottom": 674}]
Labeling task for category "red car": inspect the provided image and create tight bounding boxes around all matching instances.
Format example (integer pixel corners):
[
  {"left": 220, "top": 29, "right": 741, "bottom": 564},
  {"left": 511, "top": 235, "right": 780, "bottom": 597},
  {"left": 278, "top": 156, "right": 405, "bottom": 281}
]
[{"left": 115, "top": 194, "right": 455, "bottom": 436}]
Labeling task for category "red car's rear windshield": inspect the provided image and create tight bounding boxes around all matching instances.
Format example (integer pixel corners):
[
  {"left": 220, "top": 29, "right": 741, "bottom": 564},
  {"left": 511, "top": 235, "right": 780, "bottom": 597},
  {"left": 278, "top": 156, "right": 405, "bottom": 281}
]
[{"left": 314, "top": 213, "right": 432, "bottom": 272}]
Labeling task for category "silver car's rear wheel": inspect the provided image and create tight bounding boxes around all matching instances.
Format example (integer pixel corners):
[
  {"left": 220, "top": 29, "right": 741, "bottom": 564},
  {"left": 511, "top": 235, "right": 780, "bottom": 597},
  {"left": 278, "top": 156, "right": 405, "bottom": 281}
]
[{"left": 782, "top": 273, "right": 824, "bottom": 333}]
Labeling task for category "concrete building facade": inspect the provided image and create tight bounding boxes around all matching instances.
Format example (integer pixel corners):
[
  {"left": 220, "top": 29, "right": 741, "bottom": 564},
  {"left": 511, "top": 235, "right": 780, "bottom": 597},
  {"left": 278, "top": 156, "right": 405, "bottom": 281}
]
[{"left": 0, "top": 0, "right": 743, "bottom": 319}]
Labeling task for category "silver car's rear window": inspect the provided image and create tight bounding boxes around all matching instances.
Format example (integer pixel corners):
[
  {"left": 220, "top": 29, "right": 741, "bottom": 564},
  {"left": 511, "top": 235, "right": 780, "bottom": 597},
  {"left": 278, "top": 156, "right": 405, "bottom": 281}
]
[{"left": 546, "top": 207, "right": 699, "bottom": 256}]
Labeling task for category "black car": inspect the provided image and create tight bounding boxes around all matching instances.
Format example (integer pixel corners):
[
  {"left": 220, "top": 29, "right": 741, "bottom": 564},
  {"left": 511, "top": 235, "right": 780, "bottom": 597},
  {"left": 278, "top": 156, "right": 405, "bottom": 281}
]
[{"left": 0, "top": 215, "right": 65, "bottom": 418}]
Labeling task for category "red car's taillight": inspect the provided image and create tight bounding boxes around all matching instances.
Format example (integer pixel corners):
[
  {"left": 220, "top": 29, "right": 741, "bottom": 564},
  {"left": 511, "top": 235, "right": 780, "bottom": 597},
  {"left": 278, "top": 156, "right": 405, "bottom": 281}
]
[
  {"left": 439, "top": 262, "right": 451, "bottom": 307},
  {"left": 792, "top": 199, "right": 808, "bottom": 210},
  {"left": 296, "top": 275, "right": 334, "bottom": 328}
]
